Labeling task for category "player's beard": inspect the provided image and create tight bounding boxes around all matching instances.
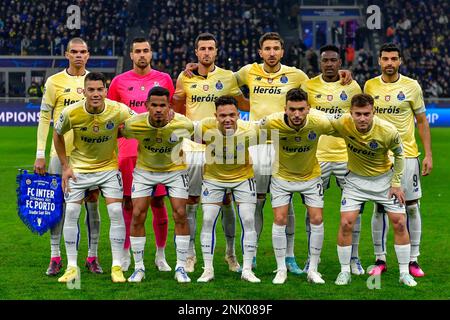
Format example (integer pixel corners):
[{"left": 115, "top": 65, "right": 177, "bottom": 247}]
[
  {"left": 136, "top": 59, "right": 150, "bottom": 70},
  {"left": 383, "top": 65, "right": 398, "bottom": 76}
]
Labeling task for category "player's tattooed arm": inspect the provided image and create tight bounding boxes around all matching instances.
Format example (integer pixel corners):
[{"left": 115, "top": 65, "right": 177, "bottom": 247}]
[
  {"left": 173, "top": 77, "right": 187, "bottom": 115},
  {"left": 415, "top": 112, "right": 433, "bottom": 176},
  {"left": 235, "top": 94, "right": 250, "bottom": 111},
  {"left": 338, "top": 70, "right": 353, "bottom": 85},
  {"left": 183, "top": 62, "right": 199, "bottom": 78}
]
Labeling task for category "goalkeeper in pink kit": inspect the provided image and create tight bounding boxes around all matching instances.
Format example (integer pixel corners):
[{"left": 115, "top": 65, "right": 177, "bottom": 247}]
[{"left": 108, "top": 38, "right": 174, "bottom": 272}]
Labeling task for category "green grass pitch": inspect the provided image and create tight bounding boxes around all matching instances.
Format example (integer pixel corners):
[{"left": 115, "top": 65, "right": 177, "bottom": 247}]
[{"left": 0, "top": 126, "right": 449, "bottom": 300}]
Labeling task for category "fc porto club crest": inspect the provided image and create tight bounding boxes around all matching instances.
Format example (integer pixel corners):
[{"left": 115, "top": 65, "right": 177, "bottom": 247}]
[
  {"left": 215, "top": 80, "right": 223, "bottom": 90},
  {"left": 327, "top": 95, "right": 333, "bottom": 101},
  {"left": 153, "top": 81, "right": 160, "bottom": 87},
  {"left": 308, "top": 130, "right": 317, "bottom": 141},
  {"left": 280, "top": 74, "right": 288, "bottom": 84},
  {"left": 77, "top": 87, "right": 83, "bottom": 94},
  {"left": 340, "top": 91, "right": 348, "bottom": 101},
  {"left": 50, "top": 178, "right": 59, "bottom": 190},
  {"left": 106, "top": 120, "right": 115, "bottom": 130},
  {"left": 397, "top": 91, "right": 405, "bottom": 101},
  {"left": 203, "top": 84, "right": 209, "bottom": 91},
  {"left": 385, "top": 95, "right": 391, "bottom": 101},
  {"left": 368, "top": 140, "right": 379, "bottom": 150}
]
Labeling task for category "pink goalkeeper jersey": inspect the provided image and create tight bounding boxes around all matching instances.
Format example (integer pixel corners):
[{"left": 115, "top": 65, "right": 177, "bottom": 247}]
[{"left": 108, "top": 69, "right": 175, "bottom": 158}]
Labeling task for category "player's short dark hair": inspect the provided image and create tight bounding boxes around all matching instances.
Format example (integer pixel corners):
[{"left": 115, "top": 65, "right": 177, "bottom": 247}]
[
  {"left": 84, "top": 72, "right": 106, "bottom": 87},
  {"left": 351, "top": 93, "right": 374, "bottom": 109},
  {"left": 259, "top": 32, "right": 284, "bottom": 49},
  {"left": 379, "top": 43, "right": 402, "bottom": 58},
  {"left": 66, "top": 37, "right": 88, "bottom": 52},
  {"left": 195, "top": 33, "right": 217, "bottom": 49},
  {"left": 215, "top": 96, "right": 237, "bottom": 110},
  {"left": 320, "top": 44, "right": 340, "bottom": 55},
  {"left": 286, "top": 88, "right": 308, "bottom": 103},
  {"left": 147, "top": 86, "right": 170, "bottom": 101},
  {"left": 131, "top": 37, "right": 151, "bottom": 51}
]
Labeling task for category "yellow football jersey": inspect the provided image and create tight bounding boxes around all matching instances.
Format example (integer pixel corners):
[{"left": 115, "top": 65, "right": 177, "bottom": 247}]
[
  {"left": 302, "top": 75, "right": 362, "bottom": 162},
  {"left": 260, "top": 111, "right": 334, "bottom": 181},
  {"left": 175, "top": 66, "right": 242, "bottom": 152},
  {"left": 235, "top": 63, "right": 309, "bottom": 121},
  {"left": 364, "top": 74, "right": 425, "bottom": 158},
  {"left": 37, "top": 69, "right": 88, "bottom": 158},
  {"left": 55, "top": 98, "right": 133, "bottom": 173},
  {"left": 122, "top": 113, "right": 194, "bottom": 172},
  {"left": 198, "top": 118, "right": 258, "bottom": 182},
  {"left": 331, "top": 113, "right": 404, "bottom": 186}
]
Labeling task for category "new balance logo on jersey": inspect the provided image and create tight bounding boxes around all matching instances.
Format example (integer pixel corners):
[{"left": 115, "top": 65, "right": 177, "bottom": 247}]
[
  {"left": 190, "top": 84, "right": 197, "bottom": 88},
  {"left": 253, "top": 86, "right": 282, "bottom": 94},
  {"left": 64, "top": 88, "right": 71, "bottom": 93},
  {"left": 128, "top": 87, "right": 134, "bottom": 91},
  {"left": 374, "top": 106, "right": 400, "bottom": 114}
]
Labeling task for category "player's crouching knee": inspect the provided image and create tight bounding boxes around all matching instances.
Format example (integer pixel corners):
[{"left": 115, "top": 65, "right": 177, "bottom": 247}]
[
  {"left": 340, "top": 217, "right": 354, "bottom": 235},
  {"left": 391, "top": 215, "right": 407, "bottom": 233}
]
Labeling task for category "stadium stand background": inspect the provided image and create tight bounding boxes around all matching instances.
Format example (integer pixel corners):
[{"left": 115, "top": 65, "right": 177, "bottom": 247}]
[{"left": 0, "top": 0, "right": 448, "bottom": 98}]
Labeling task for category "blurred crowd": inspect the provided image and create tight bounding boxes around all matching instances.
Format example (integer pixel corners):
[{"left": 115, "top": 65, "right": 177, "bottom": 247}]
[
  {"left": 143, "top": 0, "right": 280, "bottom": 82},
  {"left": 0, "top": 0, "right": 130, "bottom": 56},
  {"left": 0, "top": 0, "right": 448, "bottom": 98}
]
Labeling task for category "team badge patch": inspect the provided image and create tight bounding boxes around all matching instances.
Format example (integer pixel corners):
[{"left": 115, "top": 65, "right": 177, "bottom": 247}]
[
  {"left": 308, "top": 130, "right": 317, "bottom": 141},
  {"left": 77, "top": 87, "right": 83, "bottom": 94},
  {"left": 327, "top": 95, "right": 333, "bottom": 101},
  {"left": 385, "top": 95, "right": 391, "bottom": 101},
  {"left": 215, "top": 80, "right": 223, "bottom": 90},
  {"left": 154, "top": 81, "right": 160, "bottom": 87},
  {"left": 369, "top": 140, "right": 379, "bottom": 150},
  {"left": 106, "top": 120, "right": 115, "bottom": 130},
  {"left": 203, "top": 188, "right": 209, "bottom": 196},
  {"left": 169, "top": 133, "right": 179, "bottom": 143},
  {"left": 203, "top": 84, "right": 209, "bottom": 91},
  {"left": 340, "top": 91, "right": 348, "bottom": 101},
  {"left": 280, "top": 75, "right": 288, "bottom": 83},
  {"left": 16, "top": 170, "right": 64, "bottom": 235},
  {"left": 397, "top": 91, "right": 405, "bottom": 101}
]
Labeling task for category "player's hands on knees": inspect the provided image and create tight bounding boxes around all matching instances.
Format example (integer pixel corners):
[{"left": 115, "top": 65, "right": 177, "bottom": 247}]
[
  {"left": 34, "top": 158, "right": 46, "bottom": 175},
  {"left": 183, "top": 62, "right": 198, "bottom": 78},
  {"left": 422, "top": 155, "right": 433, "bottom": 176},
  {"left": 62, "top": 165, "right": 76, "bottom": 193},
  {"left": 338, "top": 70, "right": 353, "bottom": 85},
  {"left": 388, "top": 186, "right": 405, "bottom": 205}
]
